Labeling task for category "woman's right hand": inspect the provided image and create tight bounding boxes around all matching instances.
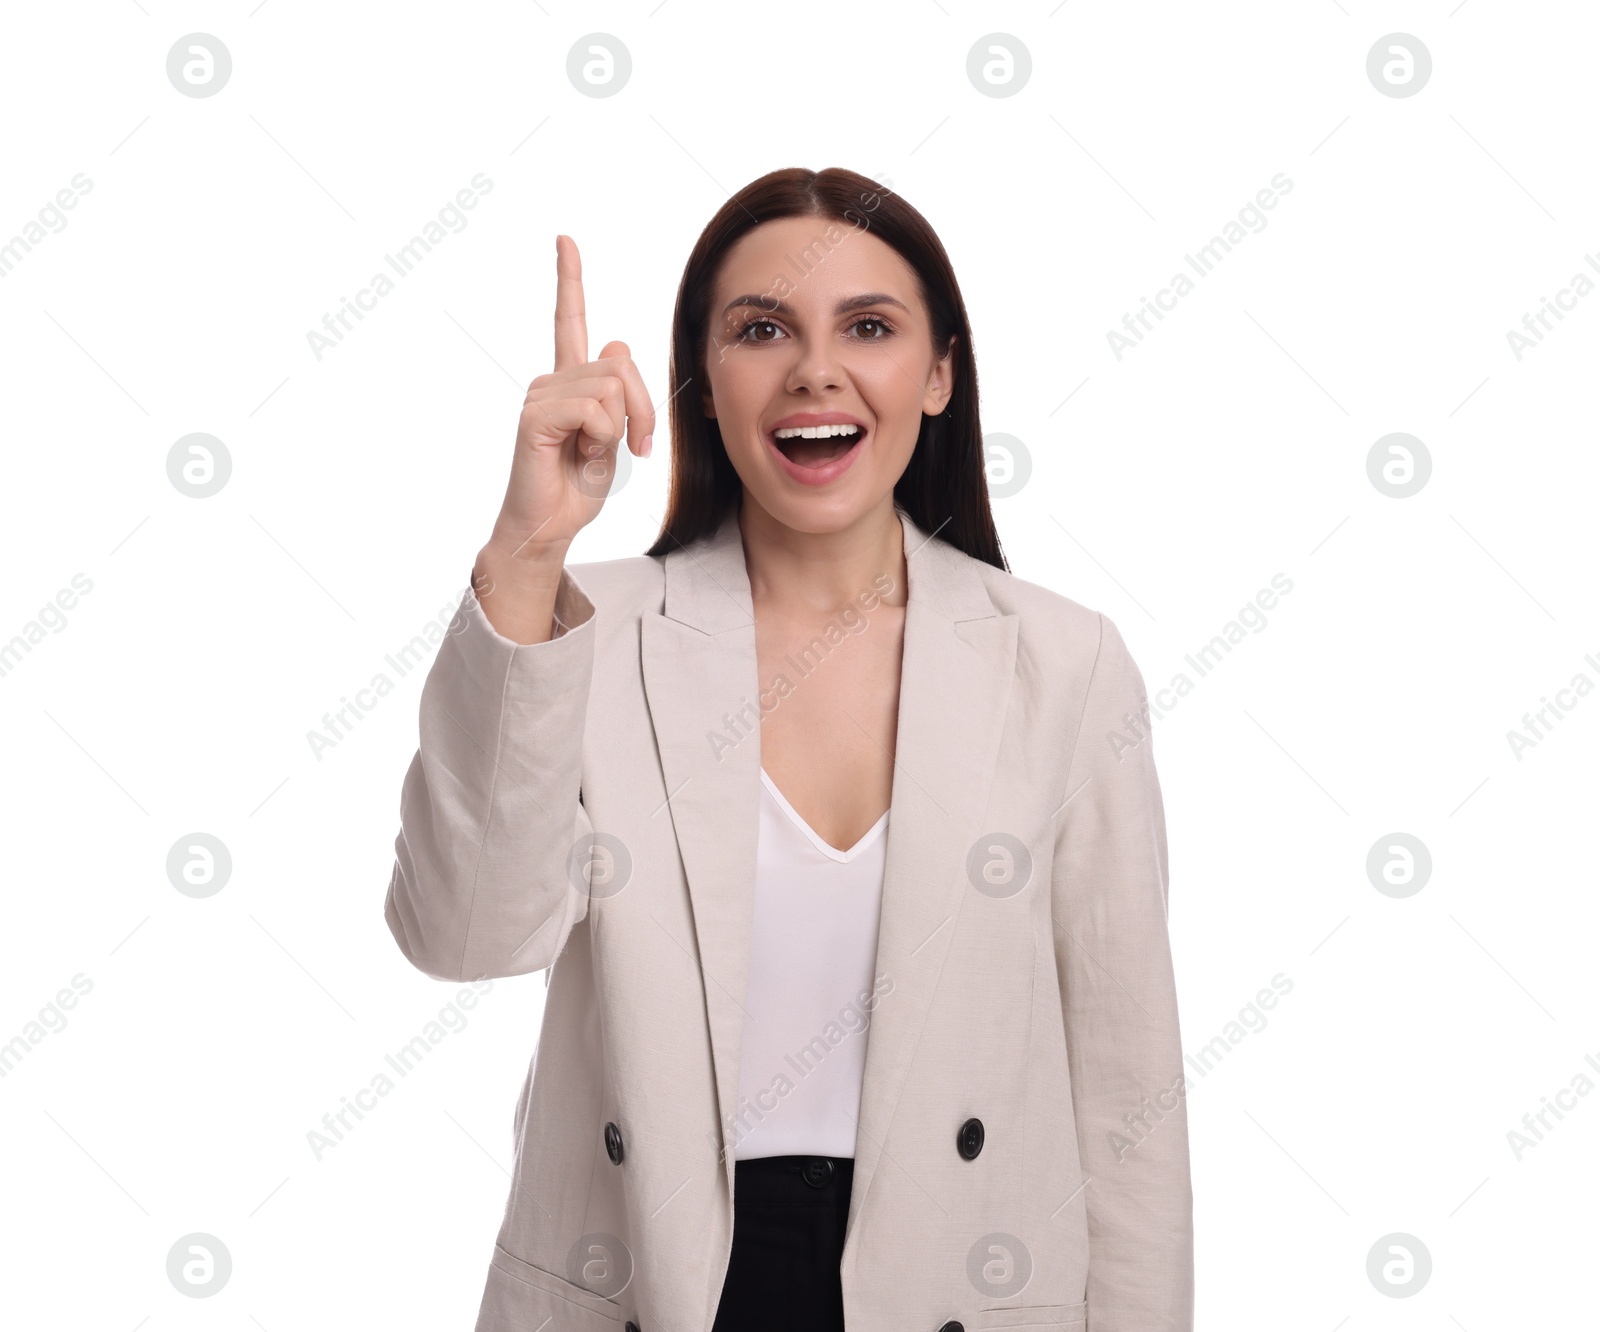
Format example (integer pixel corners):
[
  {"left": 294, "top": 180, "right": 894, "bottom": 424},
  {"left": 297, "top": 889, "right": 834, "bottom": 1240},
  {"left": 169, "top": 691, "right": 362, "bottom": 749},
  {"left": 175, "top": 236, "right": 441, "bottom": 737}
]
[{"left": 474, "top": 236, "right": 654, "bottom": 642}]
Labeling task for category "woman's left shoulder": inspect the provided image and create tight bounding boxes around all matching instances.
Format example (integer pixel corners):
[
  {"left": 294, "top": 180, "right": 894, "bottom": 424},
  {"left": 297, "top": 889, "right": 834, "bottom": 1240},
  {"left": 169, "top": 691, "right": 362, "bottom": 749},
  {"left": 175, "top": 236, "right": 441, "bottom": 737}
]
[
  {"left": 965, "top": 559, "right": 1155, "bottom": 700},
  {"left": 967, "top": 559, "right": 1111, "bottom": 645}
]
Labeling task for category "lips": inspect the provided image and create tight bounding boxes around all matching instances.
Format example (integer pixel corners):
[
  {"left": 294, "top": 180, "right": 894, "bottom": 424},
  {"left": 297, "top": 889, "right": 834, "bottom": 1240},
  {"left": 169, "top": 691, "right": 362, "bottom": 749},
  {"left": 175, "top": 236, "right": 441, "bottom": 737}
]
[{"left": 764, "top": 415, "right": 868, "bottom": 487}]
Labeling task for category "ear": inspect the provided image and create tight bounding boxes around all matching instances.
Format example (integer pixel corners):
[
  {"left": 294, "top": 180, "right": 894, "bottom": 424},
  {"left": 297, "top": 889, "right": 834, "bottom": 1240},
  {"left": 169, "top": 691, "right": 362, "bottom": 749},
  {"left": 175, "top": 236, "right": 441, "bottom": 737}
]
[{"left": 922, "top": 335, "right": 957, "bottom": 417}]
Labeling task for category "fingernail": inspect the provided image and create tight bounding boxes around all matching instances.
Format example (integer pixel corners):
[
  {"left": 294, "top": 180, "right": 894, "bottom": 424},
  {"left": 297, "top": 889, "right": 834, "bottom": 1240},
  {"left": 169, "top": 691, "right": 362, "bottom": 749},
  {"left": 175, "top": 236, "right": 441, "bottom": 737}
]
[{"left": 642, "top": 433, "right": 653, "bottom": 457}]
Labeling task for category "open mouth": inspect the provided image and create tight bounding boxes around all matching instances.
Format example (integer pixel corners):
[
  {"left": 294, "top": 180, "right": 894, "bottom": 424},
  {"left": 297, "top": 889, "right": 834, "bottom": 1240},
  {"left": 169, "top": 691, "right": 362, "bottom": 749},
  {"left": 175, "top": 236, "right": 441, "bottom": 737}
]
[{"left": 769, "top": 423, "right": 865, "bottom": 470}]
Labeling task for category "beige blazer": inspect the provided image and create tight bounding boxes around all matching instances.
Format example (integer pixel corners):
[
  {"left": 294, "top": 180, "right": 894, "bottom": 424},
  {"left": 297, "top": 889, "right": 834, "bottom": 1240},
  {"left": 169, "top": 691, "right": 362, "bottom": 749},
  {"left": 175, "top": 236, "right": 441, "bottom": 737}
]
[{"left": 385, "top": 505, "right": 1193, "bottom": 1332}]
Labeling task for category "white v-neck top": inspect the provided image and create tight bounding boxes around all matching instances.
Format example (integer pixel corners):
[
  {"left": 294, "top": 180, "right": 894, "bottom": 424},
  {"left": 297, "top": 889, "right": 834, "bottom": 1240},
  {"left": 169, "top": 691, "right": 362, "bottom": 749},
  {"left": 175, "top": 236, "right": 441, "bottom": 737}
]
[{"left": 730, "top": 769, "right": 890, "bottom": 1161}]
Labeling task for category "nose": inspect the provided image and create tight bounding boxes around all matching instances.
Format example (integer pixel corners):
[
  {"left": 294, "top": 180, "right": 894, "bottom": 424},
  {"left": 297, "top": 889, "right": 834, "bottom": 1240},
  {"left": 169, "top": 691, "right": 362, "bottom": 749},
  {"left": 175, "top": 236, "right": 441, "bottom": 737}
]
[{"left": 783, "top": 335, "right": 846, "bottom": 395}]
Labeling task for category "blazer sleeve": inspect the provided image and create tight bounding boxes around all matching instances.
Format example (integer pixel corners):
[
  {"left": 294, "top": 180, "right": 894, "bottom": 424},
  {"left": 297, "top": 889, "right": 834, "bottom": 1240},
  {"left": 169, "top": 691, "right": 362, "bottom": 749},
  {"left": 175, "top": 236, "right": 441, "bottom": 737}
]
[
  {"left": 1052, "top": 612, "right": 1194, "bottom": 1332},
  {"left": 384, "top": 567, "right": 599, "bottom": 982}
]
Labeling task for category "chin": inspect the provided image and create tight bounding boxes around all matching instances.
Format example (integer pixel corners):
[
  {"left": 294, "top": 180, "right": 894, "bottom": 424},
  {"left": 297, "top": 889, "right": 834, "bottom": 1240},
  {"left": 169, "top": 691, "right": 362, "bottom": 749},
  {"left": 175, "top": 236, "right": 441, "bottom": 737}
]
[{"left": 746, "top": 481, "right": 893, "bottom": 537}]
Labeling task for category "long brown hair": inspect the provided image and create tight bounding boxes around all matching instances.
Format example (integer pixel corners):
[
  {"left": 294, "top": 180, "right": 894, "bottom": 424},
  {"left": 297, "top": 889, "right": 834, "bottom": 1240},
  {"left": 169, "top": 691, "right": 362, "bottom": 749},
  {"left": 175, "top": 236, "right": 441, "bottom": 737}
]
[{"left": 644, "top": 166, "right": 1007, "bottom": 572}]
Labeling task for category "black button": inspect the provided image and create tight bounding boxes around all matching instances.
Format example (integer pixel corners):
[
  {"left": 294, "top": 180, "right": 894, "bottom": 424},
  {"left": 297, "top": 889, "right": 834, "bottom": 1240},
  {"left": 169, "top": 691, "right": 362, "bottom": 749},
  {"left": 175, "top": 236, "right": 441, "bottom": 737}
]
[
  {"left": 626, "top": 1323, "right": 640, "bottom": 1332},
  {"left": 938, "top": 1323, "right": 964, "bottom": 1332},
  {"left": 604, "top": 1121, "right": 624, "bottom": 1164},
  {"left": 800, "top": 1157, "right": 835, "bottom": 1188},
  {"left": 957, "top": 1117, "right": 984, "bottom": 1160}
]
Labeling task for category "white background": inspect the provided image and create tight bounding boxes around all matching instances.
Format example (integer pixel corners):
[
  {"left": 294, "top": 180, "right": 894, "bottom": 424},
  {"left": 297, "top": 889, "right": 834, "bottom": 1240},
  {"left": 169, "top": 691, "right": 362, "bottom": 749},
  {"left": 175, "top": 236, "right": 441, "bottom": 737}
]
[{"left": 1, "top": 2, "right": 1595, "bottom": 1328}]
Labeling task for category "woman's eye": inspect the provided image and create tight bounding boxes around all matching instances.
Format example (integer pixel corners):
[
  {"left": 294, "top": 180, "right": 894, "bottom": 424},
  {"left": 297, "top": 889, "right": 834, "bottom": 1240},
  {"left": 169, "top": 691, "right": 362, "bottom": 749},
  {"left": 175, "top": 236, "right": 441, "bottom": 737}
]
[{"left": 734, "top": 315, "right": 894, "bottom": 343}]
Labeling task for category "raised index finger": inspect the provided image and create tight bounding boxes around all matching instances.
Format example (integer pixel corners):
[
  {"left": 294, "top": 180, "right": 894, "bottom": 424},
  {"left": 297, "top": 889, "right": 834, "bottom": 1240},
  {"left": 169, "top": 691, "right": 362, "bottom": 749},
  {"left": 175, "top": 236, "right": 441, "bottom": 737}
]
[{"left": 553, "top": 235, "right": 588, "bottom": 373}]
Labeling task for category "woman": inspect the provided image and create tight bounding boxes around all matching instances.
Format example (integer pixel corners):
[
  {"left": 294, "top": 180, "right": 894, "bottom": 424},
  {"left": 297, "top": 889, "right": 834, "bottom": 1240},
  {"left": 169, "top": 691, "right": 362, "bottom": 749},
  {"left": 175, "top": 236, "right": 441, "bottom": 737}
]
[{"left": 385, "top": 167, "right": 1193, "bottom": 1332}]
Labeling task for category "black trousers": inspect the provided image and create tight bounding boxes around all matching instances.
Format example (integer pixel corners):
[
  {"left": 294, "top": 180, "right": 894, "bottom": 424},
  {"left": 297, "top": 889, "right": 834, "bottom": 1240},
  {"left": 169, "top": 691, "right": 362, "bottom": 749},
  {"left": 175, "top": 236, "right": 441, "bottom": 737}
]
[{"left": 711, "top": 1154, "right": 854, "bottom": 1332}]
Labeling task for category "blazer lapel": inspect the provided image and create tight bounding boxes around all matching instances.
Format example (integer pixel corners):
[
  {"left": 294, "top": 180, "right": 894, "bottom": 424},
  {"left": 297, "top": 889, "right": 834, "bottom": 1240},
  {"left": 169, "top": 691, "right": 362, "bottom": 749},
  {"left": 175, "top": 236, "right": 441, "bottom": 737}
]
[
  {"left": 845, "top": 511, "right": 1018, "bottom": 1246},
  {"left": 639, "top": 505, "right": 1019, "bottom": 1230},
  {"left": 640, "top": 507, "right": 763, "bottom": 1208}
]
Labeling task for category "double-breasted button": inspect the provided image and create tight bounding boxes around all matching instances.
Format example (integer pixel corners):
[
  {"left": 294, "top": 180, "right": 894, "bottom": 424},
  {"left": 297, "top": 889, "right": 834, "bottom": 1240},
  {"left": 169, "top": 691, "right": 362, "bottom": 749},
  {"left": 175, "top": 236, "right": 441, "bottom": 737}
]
[
  {"left": 957, "top": 1117, "right": 984, "bottom": 1160},
  {"left": 604, "top": 1121, "right": 624, "bottom": 1164},
  {"left": 800, "top": 1157, "right": 834, "bottom": 1188}
]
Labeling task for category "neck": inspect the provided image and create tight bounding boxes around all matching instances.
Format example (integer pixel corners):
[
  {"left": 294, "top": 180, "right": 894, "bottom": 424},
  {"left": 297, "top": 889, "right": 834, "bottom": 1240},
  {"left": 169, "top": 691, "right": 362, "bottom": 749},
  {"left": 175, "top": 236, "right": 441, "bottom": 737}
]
[{"left": 737, "top": 495, "right": 908, "bottom": 616}]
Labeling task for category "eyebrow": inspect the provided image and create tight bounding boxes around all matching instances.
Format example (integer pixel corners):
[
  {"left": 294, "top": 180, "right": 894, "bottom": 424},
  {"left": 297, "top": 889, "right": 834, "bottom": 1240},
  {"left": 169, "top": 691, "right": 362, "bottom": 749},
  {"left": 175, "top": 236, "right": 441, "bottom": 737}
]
[{"left": 720, "top": 291, "right": 911, "bottom": 320}]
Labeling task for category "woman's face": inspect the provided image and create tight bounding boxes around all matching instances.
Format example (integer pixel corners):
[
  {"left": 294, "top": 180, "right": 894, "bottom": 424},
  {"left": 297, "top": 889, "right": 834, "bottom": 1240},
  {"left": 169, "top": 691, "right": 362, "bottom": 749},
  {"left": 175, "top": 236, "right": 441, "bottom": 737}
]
[{"left": 701, "top": 215, "right": 955, "bottom": 535}]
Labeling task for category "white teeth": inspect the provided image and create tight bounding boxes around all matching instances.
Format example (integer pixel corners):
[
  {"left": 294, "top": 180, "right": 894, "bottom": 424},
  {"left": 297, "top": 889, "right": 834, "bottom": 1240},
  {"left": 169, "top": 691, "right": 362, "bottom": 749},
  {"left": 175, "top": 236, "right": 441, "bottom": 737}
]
[{"left": 772, "top": 424, "right": 861, "bottom": 440}]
